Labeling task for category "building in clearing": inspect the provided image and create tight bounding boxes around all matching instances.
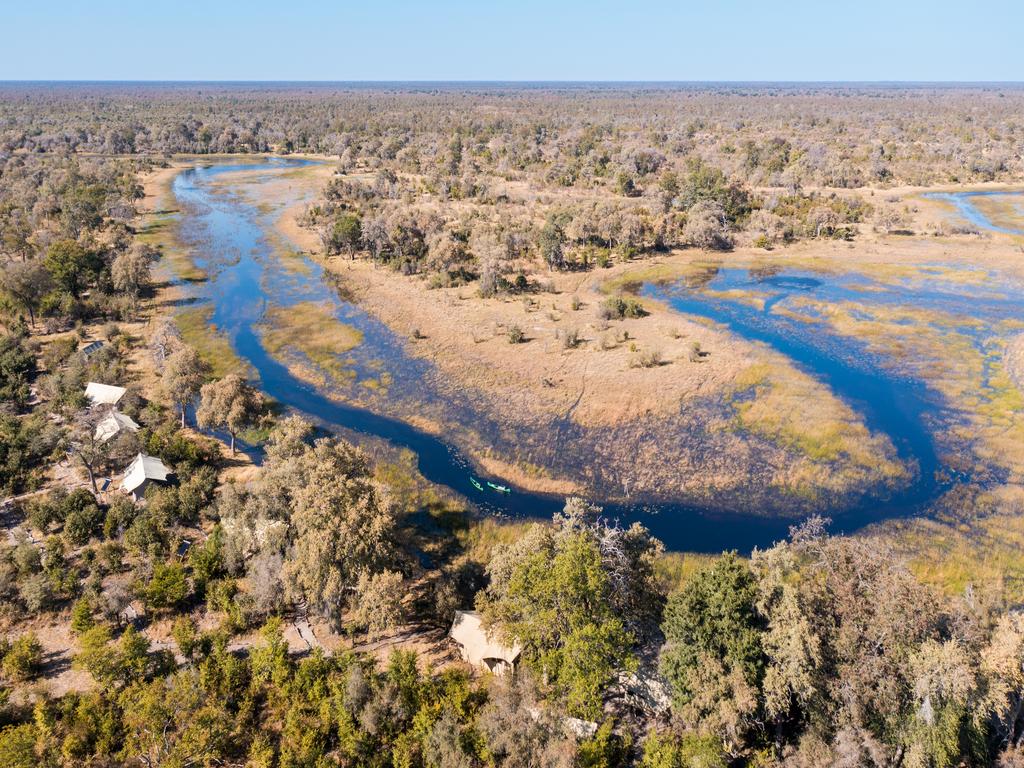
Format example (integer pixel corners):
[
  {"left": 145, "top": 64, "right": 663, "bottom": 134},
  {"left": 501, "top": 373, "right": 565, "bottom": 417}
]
[
  {"left": 120, "top": 453, "right": 172, "bottom": 500},
  {"left": 94, "top": 410, "right": 140, "bottom": 444},
  {"left": 449, "top": 610, "right": 521, "bottom": 676},
  {"left": 85, "top": 382, "right": 127, "bottom": 407}
]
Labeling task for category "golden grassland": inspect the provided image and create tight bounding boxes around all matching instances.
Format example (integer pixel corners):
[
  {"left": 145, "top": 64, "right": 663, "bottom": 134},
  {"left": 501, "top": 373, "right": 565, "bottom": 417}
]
[
  {"left": 174, "top": 306, "right": 252, "bottom": 379},
  {"left": 784, "top": 296, "right": 1024, "bottom": 482},
  {"left": 731, "top": 361, "right": 901, "bottom": 468},
  {"left": 260, "top": 300, "right": 364, "bottom": 387},
  {"left": 883, "top": 485, "right": 1024, "bottom": 601}
]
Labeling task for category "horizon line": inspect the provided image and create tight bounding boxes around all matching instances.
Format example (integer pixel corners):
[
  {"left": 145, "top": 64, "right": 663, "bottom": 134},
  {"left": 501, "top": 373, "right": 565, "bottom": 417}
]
[{"left": 2, "top": 79, "right": 1024, "bottom": 86}]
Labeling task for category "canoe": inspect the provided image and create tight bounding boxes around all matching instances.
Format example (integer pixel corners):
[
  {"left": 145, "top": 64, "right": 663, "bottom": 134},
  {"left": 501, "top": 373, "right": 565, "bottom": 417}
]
[
  {"left": 470, "top": 477, "right": 484, "bottom": 491},
  {"left": 486, "top": 481, "right": 511, "bottom": 494}
]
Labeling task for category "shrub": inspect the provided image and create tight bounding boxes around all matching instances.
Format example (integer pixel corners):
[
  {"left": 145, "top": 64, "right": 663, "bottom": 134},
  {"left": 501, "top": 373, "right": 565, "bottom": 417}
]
[
  {"left": 71, "top": 596, "right": 95, "bottom": 634},
  {"left": 629, "top": 348, "right": 663, "bottom": 368},
  {"left": 2, "top": 633, "right": 43, "bottom": 681},
  {"left": 64, "top": 496, "right": 105, "bottom": 546},
  {"left": 507, "top": 325, "right": 525, "bottom": 344},
  {"left": 602, "top": 294, "right": 648, "bottom": 320},
  {"left": 562, "top": 328, "right": 582, "bottom": 350},
  {"left": 142, "top": 562, "right": 189, "bottom": 611},
  {"left": 18, "top": 572, "right": 52, "bottom": 612}
]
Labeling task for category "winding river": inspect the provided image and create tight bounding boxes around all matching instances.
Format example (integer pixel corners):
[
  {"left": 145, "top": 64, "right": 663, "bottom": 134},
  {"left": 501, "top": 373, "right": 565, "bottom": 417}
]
[{"left": 170, "top": 158, "right": 1024, "bottom": 553}]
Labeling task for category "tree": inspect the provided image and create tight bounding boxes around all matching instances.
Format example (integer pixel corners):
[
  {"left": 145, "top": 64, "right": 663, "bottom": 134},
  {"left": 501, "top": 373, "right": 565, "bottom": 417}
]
[
  {"left": 142, "top": 561, "right": 189, "bottom": 611},
  {"left": 538, "top": 216, "right": 567, "bottom": 271},
  {"left": 279, "top": 436, "right": 398, "bottom": 627},
  {"left": 43, "top": 238, "right": 99, "bottom": 298},
  {"left": 683, "top": 200, "right": 733, "bottom": 250},
  {"left": 0, "top": 331, "right": 34, "bottom": 407},
  {"left": 351, "top": 569, "right": 405, "bottom": 635},
  {"left": 478, "top": 499, "right": 661, "bottom": 719},
  {"left": 68, "top": 408, "right": 113, "bottom": 494},
  {"left": 162, "top": 345, "right": 211, "bottom": 427},
  {"left": 120, "top": 671, "right": 232, "bottom": 767},
  {"left": 74, "top": 625, "right": 119, "bottom": 689},
  {"left": 329, "top": 213, "right": 363, "bottom": 257},
  {"left": 1, "top": 633, "right": 42, "bottom": 682},
  {"left": 196, "top": 374, "right": 263, "bottom": 455},
  {"left": 659, "top": 554, "right": 765, "bottom": 753},
  {"left": 0, "top": 259, "right": 52, "bottom": 327},
  {"left": 111, "top": 244, "right": 156, "bottom": 315}
]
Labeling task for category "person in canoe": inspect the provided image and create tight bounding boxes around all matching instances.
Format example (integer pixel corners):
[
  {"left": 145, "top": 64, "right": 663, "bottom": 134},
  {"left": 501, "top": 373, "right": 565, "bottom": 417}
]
[
  {"left": 470, "top": 477, "right": 484, "bottom": 491},
  {"left": 486, "top": 481, "right": 511, "bottom": 494}
]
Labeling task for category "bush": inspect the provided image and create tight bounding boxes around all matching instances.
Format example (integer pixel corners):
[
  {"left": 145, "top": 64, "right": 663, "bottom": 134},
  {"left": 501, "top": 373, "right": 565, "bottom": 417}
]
[
  {"left": 1, "top": 633, "right": 43, "bottom": 682},
  {"left": 64, "top": 497, "right": 104, "bottom": 546},
  {"left": 561, "top": 328, "right": 582, "bottom": 349},
  {"left": 0, "top": 332, "right": 35, "bottom": 407},
  {"left": 141, "top": 561, "right": 189, "bottom": 611},
  {"left": 18, "top": 572, "right": 52, "bottom": 612},
  {"left": 601, "top": 294, "right": 648, "bottom": 320},
  {"left": 71, "top": 596, "right": 95, "bottom": 634},
  {"left": 507, "top": 325, "right": 525, "bottom": 344},
  {"left": 629, "top": 348, "right": 663, "bottom": 368}
]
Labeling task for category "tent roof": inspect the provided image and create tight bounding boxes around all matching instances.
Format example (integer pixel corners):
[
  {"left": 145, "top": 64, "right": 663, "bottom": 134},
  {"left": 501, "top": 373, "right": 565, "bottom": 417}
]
[
  {"left": 449, "top": 610, "right": 521, "bottom": 665},
  {"left": 120, "top": 453, "right": 172, "bottom": 493},
  {"left": 85, "top": 382, "right": 126, "bottom": 406},
  {"left": 95, "top": 410, "right": 140, "bottom": 443}
]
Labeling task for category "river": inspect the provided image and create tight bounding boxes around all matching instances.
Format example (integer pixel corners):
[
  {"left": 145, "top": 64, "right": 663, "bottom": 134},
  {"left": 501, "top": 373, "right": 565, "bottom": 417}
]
[{"left": 170, "top": 158, "right": 1024, "bottom": 553}]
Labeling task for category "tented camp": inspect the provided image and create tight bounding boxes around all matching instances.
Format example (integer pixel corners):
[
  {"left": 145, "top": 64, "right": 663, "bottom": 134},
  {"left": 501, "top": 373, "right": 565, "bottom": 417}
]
[
  {"left": 94, "top": 410, "right": 140, "bottom": 444},
  {"left": 449, "top": 610, "right": 521, "bottom": 675},
  {"left": 85, "top": 382, "right": 127, "bottom": 407},
  {"left": 120, "top": 453, "right": 172, "bottom": 500}
]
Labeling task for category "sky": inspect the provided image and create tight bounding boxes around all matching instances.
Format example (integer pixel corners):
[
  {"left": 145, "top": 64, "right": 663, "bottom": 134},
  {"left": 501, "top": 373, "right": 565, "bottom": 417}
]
[{"left": 3, "top": 0, "right": 1022, "bottom": 82}]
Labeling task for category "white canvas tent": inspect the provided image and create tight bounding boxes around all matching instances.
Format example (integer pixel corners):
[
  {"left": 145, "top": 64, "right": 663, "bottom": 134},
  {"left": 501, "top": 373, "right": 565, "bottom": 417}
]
[
  {"left": 85, "top": 382, "right": 127, "bottom": 407},
  {"left": 449, "top": 610, "right": 521, "bottom": 675},
  {"left": 95, "top": 410, "right": 140, "bottom": 443},
  {"left": 120, "top": 453, "right": 172, "bottom": 499}
]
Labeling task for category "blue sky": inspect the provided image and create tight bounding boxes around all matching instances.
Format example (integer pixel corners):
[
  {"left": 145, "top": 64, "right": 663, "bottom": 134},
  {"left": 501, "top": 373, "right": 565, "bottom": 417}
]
[{"left": 3, "top": 0, "right": 1022, "bottom": 81}]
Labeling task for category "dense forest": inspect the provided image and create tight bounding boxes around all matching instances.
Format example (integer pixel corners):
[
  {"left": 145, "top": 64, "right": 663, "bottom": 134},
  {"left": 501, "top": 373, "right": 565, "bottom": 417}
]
[{"left": 1, "top": 84, "right": 1024, "bottom": 766}]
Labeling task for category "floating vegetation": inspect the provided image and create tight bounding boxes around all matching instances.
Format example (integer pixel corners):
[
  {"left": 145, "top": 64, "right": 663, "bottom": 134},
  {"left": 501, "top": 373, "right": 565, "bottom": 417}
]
[
  {"left": 175, "top": 305, "right": 252, "bottom": 378},
  {"left": 260, "top": 300, "right": 364, "bottom": 386}
]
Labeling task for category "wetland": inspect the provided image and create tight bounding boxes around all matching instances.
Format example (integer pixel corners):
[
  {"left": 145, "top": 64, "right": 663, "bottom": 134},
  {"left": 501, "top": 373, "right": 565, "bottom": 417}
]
[{"left": 157, "top": 158, "right": 1024, "bottom": 553}]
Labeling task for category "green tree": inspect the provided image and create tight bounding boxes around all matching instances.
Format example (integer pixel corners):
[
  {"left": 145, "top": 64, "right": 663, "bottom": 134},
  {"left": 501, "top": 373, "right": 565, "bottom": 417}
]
[
  {"left": 538, "top": 216, "right": 566, "bottom": 271},
  {"left": 1, "top": 633, "right": 42, "bottom": 682},
  {"left": 659, "top": 554, "right": 765, "bottom": 711},
  {"left": 74, "top": 625, "right": 119, "bottom": 689},
  {"left": 71, "top": 596, "right": 96, "bottom": 634},
  {"left": 480, "top": 516, "right": 638, "bottom": 719},
  {"left": 330, "top": 213, "right": 363, "bottom": 257},
  {"left": 43, "top": 238, "right": 99, "bottom": 298},
  {"left": 0, "top": 332, "right": 34, "bottom": 407},
  {"left": 142, "top": 561, "right": 189, "bottom": 611},
  {"left": 120, "top": 671, "right": 232, "bottom": 768},
  {"left": 196, "top": 374, "right": 263, "bottom": 455},
  {"left": 161, "top": 345, "right": 211, "bottom": 427}
]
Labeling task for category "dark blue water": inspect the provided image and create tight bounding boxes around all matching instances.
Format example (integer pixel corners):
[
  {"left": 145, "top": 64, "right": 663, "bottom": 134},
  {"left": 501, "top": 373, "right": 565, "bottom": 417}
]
[
  {"left": 925, "top": 190, "right": 1024, "bottom": 235},
  {"left": 171, "top": 158, "right": 1020, "bottom": 553}
]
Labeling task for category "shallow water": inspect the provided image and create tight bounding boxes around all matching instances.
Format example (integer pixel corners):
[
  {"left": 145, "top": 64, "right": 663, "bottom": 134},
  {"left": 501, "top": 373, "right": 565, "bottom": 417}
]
[
  {"left": 173, "top": 159, "right": 1024, "bottom": 553},
  {"left": 926, "top": 190, "right": 1024, "bottom": 235}
]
